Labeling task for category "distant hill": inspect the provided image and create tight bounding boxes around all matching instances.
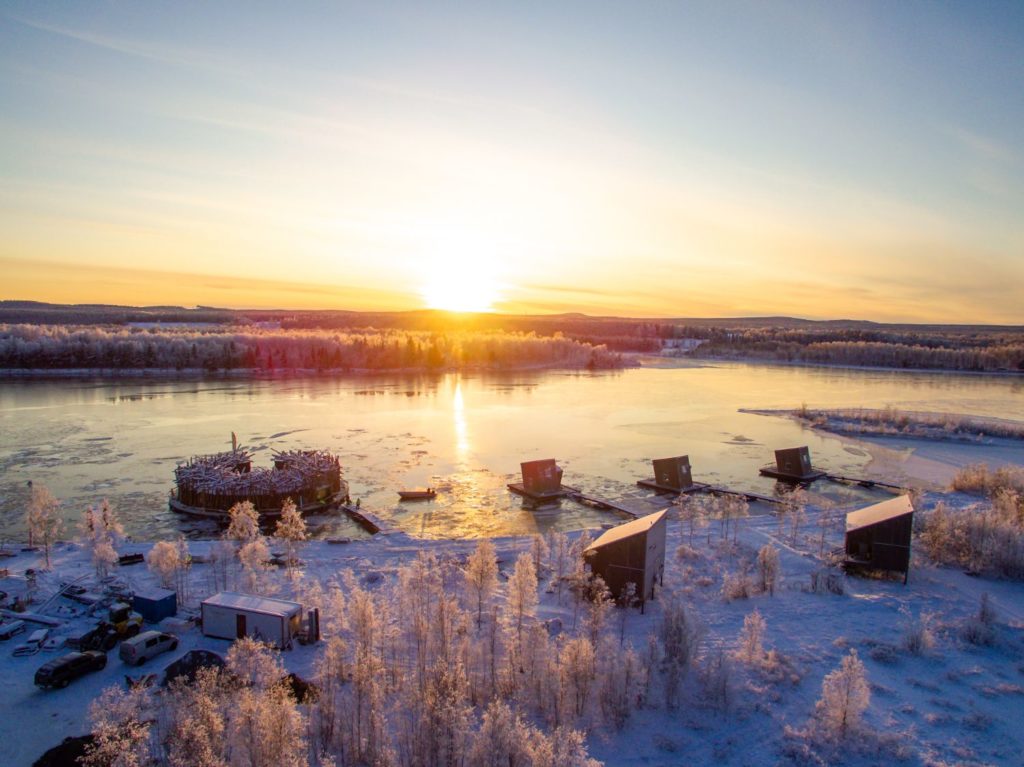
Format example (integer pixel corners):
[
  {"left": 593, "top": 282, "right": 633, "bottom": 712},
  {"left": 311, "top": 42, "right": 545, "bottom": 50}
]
[{"left": 1, "top": 300, "right": 1019, "bottom": 334}]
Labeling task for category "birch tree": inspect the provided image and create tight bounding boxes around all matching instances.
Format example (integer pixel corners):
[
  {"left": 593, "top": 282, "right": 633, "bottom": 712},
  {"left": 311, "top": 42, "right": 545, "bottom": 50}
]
[{"left": 27, "top": 483, "right": 63, "bottom": 568}]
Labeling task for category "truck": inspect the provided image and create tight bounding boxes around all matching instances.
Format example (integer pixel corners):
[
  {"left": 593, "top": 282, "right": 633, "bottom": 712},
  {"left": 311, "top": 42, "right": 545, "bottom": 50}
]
[{"left": 71, "top": 602, "right": 143, "bottom": 651}]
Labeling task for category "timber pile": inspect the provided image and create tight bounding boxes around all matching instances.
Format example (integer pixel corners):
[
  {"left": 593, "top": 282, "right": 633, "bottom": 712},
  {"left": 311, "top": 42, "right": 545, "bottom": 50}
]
[{"left": 174, "top": 448, "right": 343, "bottom": 512}]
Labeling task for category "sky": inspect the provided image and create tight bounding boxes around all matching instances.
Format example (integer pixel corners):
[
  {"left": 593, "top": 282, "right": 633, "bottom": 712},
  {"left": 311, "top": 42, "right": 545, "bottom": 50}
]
[{"left": 1, "top": 1, "right": 1023, "bottom": 323}]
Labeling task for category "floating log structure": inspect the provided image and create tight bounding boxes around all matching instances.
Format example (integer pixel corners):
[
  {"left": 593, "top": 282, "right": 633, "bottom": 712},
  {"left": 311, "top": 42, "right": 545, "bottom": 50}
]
[
  {"left": 508, "top": 459, "right": 575, "bottom": 502},
  {"left": 759, "top": 446, "right": 827, "bottom": 483},
  {"left": 637, "top": 455, "right": 711, "bottom": 495},
  {"left": 170, "top": 448, "right": 347, "bottom": 519}
]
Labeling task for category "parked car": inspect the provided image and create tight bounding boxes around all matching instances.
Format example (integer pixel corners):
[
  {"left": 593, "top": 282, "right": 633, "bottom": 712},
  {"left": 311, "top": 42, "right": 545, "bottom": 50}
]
[
  {"left": 0, "top": 620, "right": 26, "bottom": 641},
  {"left": 35, "top": 651, "right": 107, "bottom": 689},
  {"left": 159, "top": 649, "right": 224, "bottom": 687},
  {"left": 119, "top": 630, "right": 178, "bottom": 666}
]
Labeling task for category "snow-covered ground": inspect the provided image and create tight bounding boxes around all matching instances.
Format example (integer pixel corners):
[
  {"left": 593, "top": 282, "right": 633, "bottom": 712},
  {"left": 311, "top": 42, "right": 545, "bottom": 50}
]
[{"left": 2, "top": 469, "right": 1022, "bottom": 766}]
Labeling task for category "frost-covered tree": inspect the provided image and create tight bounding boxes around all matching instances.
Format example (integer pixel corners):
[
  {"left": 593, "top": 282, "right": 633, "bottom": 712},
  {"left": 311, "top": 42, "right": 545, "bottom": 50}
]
[
  {"left": 273, "top": 497, "right": 306, "bottom": 568},
  {"left": 757, "top": 544, "right": 780, "bottom": 596},
  {"left": 93, "top": 534, "right": 118, "bottom": 579},
  {"left": 546, "top": 531, "right": 571, "bottom": 604},
  {"left": 209, "top": 538, "right": 236, "bottom": 592},
  {"left": 467, "top": 700, "right": 533, "bottom": 767},
  {"left": 164, "top": 668, "right": 228, "bottom": 767},
  {"left": 788, "top": 500, "right": 807, "bottom": 545},
  {"left": 599, "top": 644, "right": 639, "bottom": 730},
  {"left": 226, "top": 635, "right": 285, "bottom": 689},
  {"left": 174, "top": 536, "right": 192, "bottom": 604},
  {"left": 226, "top": 500, "right": 260, "bottom": 543},
  {"left": 80, "top": 500, "right": 122, "bottom": 578},
  {"left": 699, "top": 648, "right": 734, "bottom": 711},
  {"left": 531, "top": 534, "right": 549, "bottom": 576},
  {"left": 675, "top": 493, "right": 708, "bottom": 546},
  {"left": 465, "top": 539, "right": 499, "bottom": 629},
  {"left": 228, "top": 684, "right": 306, "bottom": 767},
  {"left": 149, "top": 540, "right": 181, "bottom": 589},
  {"left": 659, "top": 593, "right": 701, "bottom": 709},
  {"left": 238, "top": 536, "right": 274, "bottom": 595},
  {"left": 26, "top": 483, "right": 63, "bottom": 568},
  {"left": 814, "top": 649, "right": 871, "bottom": 741},
  {"left": 560, "top": 636, "right": 597, "bottom": 720},
  {"left": 506, "top": 551, "right": 538, "bottom": 648},
  {"left": 737, "top": 609, "right": 766, "bottom": 664},
  {"left": 80, "top": 685, "right": 152, "bottom": 767}
]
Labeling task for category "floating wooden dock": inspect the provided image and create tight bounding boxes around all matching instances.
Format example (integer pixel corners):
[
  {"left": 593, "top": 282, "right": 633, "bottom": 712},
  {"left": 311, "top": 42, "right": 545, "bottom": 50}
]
[
  {"left": 703, "top": 485, "right": 793, "bottom": 506},
  {"left": 338, "top": 504, "right": 389, "bottom": 535},
  {"left": 823, "top": 473, "right": 906, "bottom": 492},
  {"left": 636, "top": 479, "right": 712, "bottom": 495},
  {"left": 758, "top": 466, "right": 827, "bottom": 483},
  {"left": 566, "top": 491, "right": 657, "bottom": 519},
  {"left": 507, "top": 483, "right": 578, "bottom": 503}
]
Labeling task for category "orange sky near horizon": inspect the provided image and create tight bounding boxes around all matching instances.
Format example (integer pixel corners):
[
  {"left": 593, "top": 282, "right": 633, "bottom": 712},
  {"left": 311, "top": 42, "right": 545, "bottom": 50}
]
[{"left": 2, "top": 4, "right": 1023, "bottom": 324}]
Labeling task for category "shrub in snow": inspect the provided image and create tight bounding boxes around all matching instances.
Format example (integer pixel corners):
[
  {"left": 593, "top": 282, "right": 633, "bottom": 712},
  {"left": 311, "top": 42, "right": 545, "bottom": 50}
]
[
  {"left": 899, "top": 608, "right": 936, "bottom": 655},
  {"left": 962, "top": 592, "right": 997, "bottom": 646},
  {"left": 757, "top": 544, "right": 780, "bottom": 596},
  {"left": 918, "top": 495, "right": 1024, "bottom": 579},
  {"left": 951, "top": 463, "right": 1024, "bottom": 496},
  {"left": 737, "top": 609, "right": 766, "bottom": 665},
  {"left": 813, "top": 649, "right": 871, "bottom": 741},
  {"left": 809, "top": 568, "right": 845, "bottom": 595},
  {"left": 699, "top": 648, "right": 734, "bottom": 711},
  {"left": 721, "top": 563, "right": 754, "bottom": 602}
]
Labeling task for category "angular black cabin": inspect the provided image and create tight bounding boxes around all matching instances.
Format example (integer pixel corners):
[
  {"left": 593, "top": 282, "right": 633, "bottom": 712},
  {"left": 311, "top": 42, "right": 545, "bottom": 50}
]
[
  {"left": 759, "top": 446, "right": 826, "bottom": 483},
  {"left": 637, "top": 455, "right": 704, "bottom": 495},
  {"left": 844, "top": 495, "right": 914, "bottom": 583},
  {"left": 584, "top": 509, "right": 668, "bottom": 608}
]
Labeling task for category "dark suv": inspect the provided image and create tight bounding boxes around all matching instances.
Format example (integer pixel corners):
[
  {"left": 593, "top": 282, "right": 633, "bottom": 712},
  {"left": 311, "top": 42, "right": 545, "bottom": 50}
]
[{"left": 35, "top": 651, "right": 107, "bottom": 689}]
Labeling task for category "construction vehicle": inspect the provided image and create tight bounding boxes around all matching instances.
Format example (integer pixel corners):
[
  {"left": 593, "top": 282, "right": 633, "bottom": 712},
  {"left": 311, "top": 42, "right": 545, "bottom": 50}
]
[{"left": 73, "top": 602, "right": 143, "bottom": 652}]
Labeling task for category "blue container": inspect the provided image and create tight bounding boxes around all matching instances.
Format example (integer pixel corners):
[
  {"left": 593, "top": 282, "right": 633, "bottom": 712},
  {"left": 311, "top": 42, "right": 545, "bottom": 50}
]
[{"left": 133, "top": 588, "right": 177, "bottom": 623}]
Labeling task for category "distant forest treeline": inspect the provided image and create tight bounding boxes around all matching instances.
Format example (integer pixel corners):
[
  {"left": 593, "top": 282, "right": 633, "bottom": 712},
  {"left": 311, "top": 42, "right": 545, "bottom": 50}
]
[
  {"left": 0, "top": 325, "right": 622, "bottom": 373},
  {"left": 688, "top": 327, "right": 1024, "bottom": 372},
  {"left": 1, "top": 302, "right": 1021, "bottom": 373}
]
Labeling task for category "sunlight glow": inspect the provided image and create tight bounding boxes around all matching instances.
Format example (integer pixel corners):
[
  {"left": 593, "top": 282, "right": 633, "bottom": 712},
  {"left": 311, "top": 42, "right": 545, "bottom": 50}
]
[
  {"left": 452, "top": 380, "right": 469, "bottom": 460},
  {"left": 419, "top": 230, "right": 503, "bottom": 312}
]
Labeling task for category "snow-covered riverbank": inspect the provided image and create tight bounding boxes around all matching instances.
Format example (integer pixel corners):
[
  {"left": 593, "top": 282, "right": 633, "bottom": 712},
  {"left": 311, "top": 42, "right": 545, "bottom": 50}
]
[{"left": 2, "top": 481, "right": 1022, "bottom": 767}]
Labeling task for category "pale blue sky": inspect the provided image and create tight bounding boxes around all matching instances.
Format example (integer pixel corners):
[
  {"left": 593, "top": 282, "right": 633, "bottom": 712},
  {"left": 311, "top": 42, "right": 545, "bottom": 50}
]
[{"left": 2, "top": 2, "right": 1022, "bottom": 321}]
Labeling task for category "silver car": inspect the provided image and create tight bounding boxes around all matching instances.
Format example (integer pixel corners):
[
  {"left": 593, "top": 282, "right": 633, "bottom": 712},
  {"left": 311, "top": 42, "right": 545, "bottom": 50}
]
[{"left": 119, "top": 630, "right": 178, "bottom": 666}]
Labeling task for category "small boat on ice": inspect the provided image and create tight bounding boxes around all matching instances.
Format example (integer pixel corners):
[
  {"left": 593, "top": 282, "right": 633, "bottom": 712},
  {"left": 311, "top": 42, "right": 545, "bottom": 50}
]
[{"left": 398, "top": 488, "right": 436, "bottom": 501}]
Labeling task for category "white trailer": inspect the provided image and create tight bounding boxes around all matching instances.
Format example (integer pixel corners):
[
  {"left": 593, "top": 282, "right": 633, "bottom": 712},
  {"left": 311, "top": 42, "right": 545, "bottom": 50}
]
[{"left": 200, "top": 592, "right": 302, "bottom": 649}]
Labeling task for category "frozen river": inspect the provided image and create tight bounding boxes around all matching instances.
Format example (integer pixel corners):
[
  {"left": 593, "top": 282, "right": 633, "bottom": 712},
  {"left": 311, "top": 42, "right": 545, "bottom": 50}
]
[{"left": 1, "top": 361, "right": 1021, "bottom": 540}]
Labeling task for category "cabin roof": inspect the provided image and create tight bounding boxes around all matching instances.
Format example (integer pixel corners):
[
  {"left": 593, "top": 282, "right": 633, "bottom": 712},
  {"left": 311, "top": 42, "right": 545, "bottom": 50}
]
[
  {"left": 846, "top": 495, "right": 914, "bottom": 532},
  {"left": 585, "top": 509, "right": 668, "bottom": 552},
  {"left": 201, "top": 591, "right": 302, "bottom": 618}
]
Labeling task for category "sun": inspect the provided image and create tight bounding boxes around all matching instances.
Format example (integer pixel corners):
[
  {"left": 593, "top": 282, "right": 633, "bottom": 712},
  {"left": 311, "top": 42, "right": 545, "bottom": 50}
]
[{"left": 418, "top": 231, "right": 502, "bottom": 312}]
